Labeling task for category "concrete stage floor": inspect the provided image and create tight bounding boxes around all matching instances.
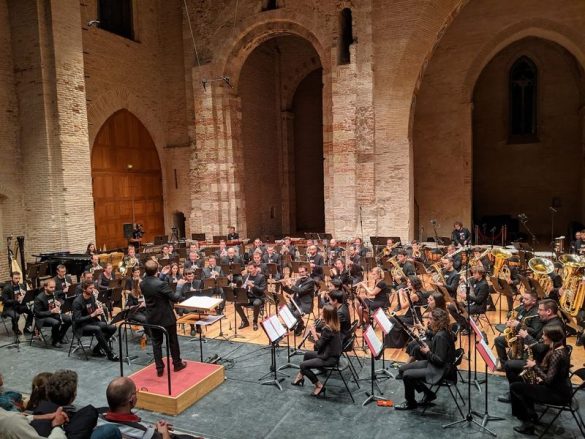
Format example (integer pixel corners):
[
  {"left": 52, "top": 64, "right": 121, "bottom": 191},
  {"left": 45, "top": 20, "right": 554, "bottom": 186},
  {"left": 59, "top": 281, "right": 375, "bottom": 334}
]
[{"left": 0, "top": 332, "right": 583, "bottom": 439}]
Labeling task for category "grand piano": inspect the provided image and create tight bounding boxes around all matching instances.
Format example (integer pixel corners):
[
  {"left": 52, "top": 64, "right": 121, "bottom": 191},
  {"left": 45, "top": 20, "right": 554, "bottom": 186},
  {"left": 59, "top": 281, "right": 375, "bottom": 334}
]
[{"left": 33, "top": 252, "right": 92, "bottom": 279}]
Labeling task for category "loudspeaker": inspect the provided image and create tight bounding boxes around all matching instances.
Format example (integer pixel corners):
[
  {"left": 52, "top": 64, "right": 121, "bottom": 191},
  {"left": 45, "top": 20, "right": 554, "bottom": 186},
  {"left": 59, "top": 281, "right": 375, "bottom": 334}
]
[{"left": 123, "top": 223, "right": 133, "bottom": 239}]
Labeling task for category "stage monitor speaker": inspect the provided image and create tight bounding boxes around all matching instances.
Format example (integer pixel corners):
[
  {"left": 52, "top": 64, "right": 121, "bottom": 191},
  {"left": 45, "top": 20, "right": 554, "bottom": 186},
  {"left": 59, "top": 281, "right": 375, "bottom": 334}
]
[{"left": 123, "top": 223, "right": 133, "bottom": 239}]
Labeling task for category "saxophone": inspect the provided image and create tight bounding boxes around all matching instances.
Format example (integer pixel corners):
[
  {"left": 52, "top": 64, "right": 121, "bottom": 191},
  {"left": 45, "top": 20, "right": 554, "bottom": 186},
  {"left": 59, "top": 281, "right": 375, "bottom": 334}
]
[
  {"left": 519, "top": 343, "right": 538, "bottom": 384},
  {"left": 507, "top": 314, "right": 538, "bottom": 360}
]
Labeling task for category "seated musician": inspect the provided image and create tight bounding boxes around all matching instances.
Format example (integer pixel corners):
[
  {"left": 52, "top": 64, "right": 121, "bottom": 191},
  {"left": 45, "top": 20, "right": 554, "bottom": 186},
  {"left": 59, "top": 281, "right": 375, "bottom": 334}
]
[
  {"left": 202, "top": 256, "right": 225, "bottom": 313},
  {"left": 282, "top": 265, "right": 315, "bottom": 336},
  {"left": 98, "top": 263, "right": 114, "bottom": 293},
  {"left": 307, "top": 245, "right": 324, "bottom": 282},
  {"left": 179, "top": 269, "right": 201, "bottom": 336},
  {"left": 497, "top": 298, "right": 564, "bottom": 404},
  {"left": 125, "top": 274, "right": 146, "bottom": 327},
  {"left": 227, "top": 226, "right": 239, "bottom": 241},
  {"left": 387, "top": 276, "right": 426, "bottom": 348},
  {"left": 397, "top": 250, "right": 416, "bottom": 276},
  {"left": 451, "top": 221, "right": 471, "bottom": 247},
  {"left": 434, "top": 256, "right": 459, "bottom": 298},
  {"left": 280, "top": 236, "right": 297, "bottom": 261},
  {"left": 215, "top": 240, "right": 229, "bottom": 260},
  {"left": 325, "top": 239, "right": 343, "bottom": 265},
  {"left": 33, "top": 279, "right": 72, "bottom": 348},
  {"left": 221, "top": 247, "right": 243, "bottom": 285},
  {"left": 53, "top": 264, "right": 72, "bottom": 301},
  {"left": 247, "top": 238, "right": 266, "bottom": 261},
  {"left": 123, "top": 245, "right": 139, "bottom": 268},
  {"left": 569, "top": 230, "right": 582, "bottom": 255},
  {"left": 85, "top": 242, "right": 97, "bottom": 256},
  {"left": 1, "top": 271, "right": 33, "bottom": 335},
  {"left": 72, "top": 280, "right": 118, "bottom": 361},
  {"left": 235, "top": 262, "right": 267, "bottom": 331},
  {"left": 85, "top": 254, "right": 103, "bottom": 274},
  {"left": 494, "top": 290, "right": 541, "bottom": 370},
  {"left": 76, "top": 271, "right": 94, "bottom": 296},
  {"left": 408, "top": 240, "right": 426, "bottom": 265},
  {"left": 263, "top": 246, "right": 282, "bottom": 279},
  {"left": 509, "top": 325, "right": 571, "bottom": 435},
  {"left": 291, "top": 304, "right": 342, "bottom": 396},
  {"left": 406, "top": 292, "right": 447, "bottom": 362},
  {"left": 347, "top": 246, "right": 364, "bottom": 284},
  {"left": 124, "top": 266, "right": 143, "bottom": 293},
  {"left": 159, "top": 263, "right": 182, "bottom": 286},
  {"left": 382, "top": 238, "right": 399, "bottom": 258},
  {"left": 159, "top": 245, "right": 171, "bottom": 261},
  {"left": 353, "top": 237, "right": 368, "bottom": 258},
  {"left": 470, "top": 247, "right": 492, "bottom": 274},
  {"left": 251, "top": 251, "right": 268, "bottom": 277},
  {"left": 395, "top": 308, "right": 456, "bottom": 410},
  {"left": 330, "top": 258, "right": 351, "bottom": 289},
  {"left": 321, "top": 289, "right": 351, "bottom": 347},
  {"left": 447, "top": 266, "right": 489, "bottom": 332},
  {"left": 184, "top": 251, "right": 203, "bottom": 270},
  {"left": 445, "top": 244, "right": 462, "bottom": 271},
  {"left": 356, "top": 267, "right": 389, "bottom": 327}
]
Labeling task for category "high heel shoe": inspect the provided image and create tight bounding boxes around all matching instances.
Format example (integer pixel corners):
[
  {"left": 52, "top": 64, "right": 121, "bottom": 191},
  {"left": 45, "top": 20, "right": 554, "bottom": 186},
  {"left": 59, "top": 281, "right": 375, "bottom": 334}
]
[
  {"left": 312, "top": 384, "right": 326, "bottom": 396},
  {"left": 291, "top": 376, "right": 305, "bottom": 387}
]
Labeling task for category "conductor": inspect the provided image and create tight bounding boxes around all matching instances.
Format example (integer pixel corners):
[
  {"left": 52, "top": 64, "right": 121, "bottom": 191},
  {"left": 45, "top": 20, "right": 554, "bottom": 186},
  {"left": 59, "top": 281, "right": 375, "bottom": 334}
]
[{"left": 142, "top": 260, "right": 187, "bottom": 377}]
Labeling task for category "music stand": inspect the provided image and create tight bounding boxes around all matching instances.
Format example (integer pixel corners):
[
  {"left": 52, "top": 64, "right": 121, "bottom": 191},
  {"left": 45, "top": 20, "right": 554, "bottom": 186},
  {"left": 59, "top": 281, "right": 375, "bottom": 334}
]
[
  {"left": 259, "top": 315, "right": 288, "bottom": 390},
  {"left": 372, "top": 309, "right": 395, "bottom": 379},
  {"left": 194, "top": 314, "right": 225, "bottom": 362},
  {"left": 224, "top": 287, "right": 248, "bottom": 340},
  {"left": 362, "top": 325, "right": 386, "bottom": 406},
  {"left": 276, "top": 304, "right": 300, "bottom": 371}
]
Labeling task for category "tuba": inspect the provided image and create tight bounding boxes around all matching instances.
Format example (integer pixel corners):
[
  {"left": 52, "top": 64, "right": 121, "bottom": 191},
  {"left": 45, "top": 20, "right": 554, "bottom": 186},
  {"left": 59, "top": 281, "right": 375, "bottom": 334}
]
[
  {"left": 560, "top": 274, "right": 585, "bottom": 317},
  {"left": 491, "top": 247, "right": 512, "bottom": 280},
  {"left": 528, "top": 257, "right": 555, "bottom": 296}
]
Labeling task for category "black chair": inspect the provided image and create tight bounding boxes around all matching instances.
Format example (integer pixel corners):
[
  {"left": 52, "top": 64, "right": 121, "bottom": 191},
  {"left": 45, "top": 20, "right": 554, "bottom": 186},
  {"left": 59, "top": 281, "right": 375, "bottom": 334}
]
[
  {"left": 535, "top": 367, "right": 585, "bottom": 438},
  {"left": 320, "top": 356, "right": 356, "bottom": 403},
  {"left": 29, "top": 318, "right": 50, "bottom": 347},
  {"left": 341, "top": 329, "right": 361, "bottom": 387},
  {"left": 422, "top": 347, "right": 466, "bottom": 417},
  {"left": 68, "top": 321, "right": 95, "bottom": 361},
  {"left": 0, "top": 299, "right": 10, "bottom": 335}
]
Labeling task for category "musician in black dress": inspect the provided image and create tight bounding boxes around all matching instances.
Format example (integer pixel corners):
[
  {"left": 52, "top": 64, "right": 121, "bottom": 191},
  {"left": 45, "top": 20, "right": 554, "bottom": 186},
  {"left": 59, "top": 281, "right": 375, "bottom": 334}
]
[
  {"left": 510, "top": 325, "right": 571, "bottom": 435},
  {"left": 72, "top": 280, "right": 118, "bottom": 361},
  {"left": 395, "top": 308, "right": 456, "bottom": 410},
  {"left": 451, "top": 221, "right": 471, "bottom": 247},
  {"left": 33, "top": 279, "right": 72, "bottom": 348},
  {"left": 125, "top": 272, "right": 146, "bottom": 326},
  {"left": 357, "top": 267, "right": 389, "bottom": 327},
  {"left": 386, "top": 276, "right": 427, "bottom": 348},
  {"left": 406, "top": 292, "right": 447, "bottom": 362},
  {"left": 447, "top": 266, "right": 489, "bottom": 331},
  {"left": 235, "top": 262, "right": 267, "bottom": 331},
  {"left": 1, "top": 271, "right": 33, "bottom": 335},
  {"left": 326, "top": 289, "right": 351, "bottom": 346},
  {"left": 347, "top": 246, "right": 364, "bottom": 284},
  {"left": 292, "top": 304, "right": 342, "bottom": 396},
  {"left": 282, "top": 265, "right": 315, "bottom": 335},
  {"left": 353, "top": 238, "right": 368, "bottom": 258}
]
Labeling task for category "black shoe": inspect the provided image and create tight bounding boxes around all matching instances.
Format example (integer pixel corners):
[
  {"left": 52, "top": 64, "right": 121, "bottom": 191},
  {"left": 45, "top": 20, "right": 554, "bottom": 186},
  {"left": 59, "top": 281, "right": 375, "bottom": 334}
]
[
  {"left": 239, "top": 321, "right": 250, "bottom": 329},
  {"left": 52, "top": 341, "right": 62, "bottom": 348},
  {"left": 253, "top": 322, "right": 258, "bottom": 331},
  {"left": 174, "top": 361, "right": 187, "bottom": 372},
  {"left": 497, "top": 392, "right": 511, "bottom": 404},
  {"left": 107, "top": 353, "right": 119, "bottom": 362},
  {"left": 291, "top": 376, "right": 305, "bottom": 387},
  {"left": 419, "top": 392, "right": 437, "bottom": 406},
  {"left": 157, "top": 369, "right": 164, "bottom": 377},
  {"left": 93, "top": 348, "right": 106, "bottom": 358},
  {"left": 394, "top": 401, "right": 418, "bottom": 410},
  {"left": 513, "top": 422, "right": 535, "bottom": 435},
  {"left": 577, "top": 333, "right": 584, "bottom": 347}
]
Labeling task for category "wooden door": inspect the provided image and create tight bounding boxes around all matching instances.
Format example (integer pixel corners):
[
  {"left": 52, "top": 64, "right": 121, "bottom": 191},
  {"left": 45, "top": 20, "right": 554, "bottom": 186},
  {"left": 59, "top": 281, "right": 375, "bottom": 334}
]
[{"left": 91, "top": 110, "right": 164, "bottom": 250}]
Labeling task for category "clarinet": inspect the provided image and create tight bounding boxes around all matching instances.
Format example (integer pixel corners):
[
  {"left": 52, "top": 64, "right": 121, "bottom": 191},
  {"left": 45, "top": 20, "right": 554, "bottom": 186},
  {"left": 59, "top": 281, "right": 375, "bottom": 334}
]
[
  {"left": 50, "top": 295, "right": 63, "bottom": 324},
  {"left": 390, "top": 311, "right": 425, "bottom": 347},
  {"left": 297, "top": 318, "right": 323, "bottom": 349}
]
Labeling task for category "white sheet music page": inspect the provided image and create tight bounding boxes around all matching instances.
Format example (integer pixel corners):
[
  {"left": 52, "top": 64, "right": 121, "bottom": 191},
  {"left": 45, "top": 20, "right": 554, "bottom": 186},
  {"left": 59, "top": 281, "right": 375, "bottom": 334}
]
[
  {"left": 278, "top": 305, "right": 297, "bottom": 330},
  {"left": 373, "top": 308, "right": 394, "bottom": 335},
  {"left": 363, "top": 325, "right": 383, "bottom": 357}
]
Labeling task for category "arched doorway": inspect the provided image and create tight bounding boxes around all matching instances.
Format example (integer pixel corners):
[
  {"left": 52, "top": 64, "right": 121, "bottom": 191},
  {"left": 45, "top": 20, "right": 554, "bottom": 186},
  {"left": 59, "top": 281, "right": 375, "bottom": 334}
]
[
  {"left": 473, "top": 37, "right": 585, "bottom": 241},
  {"left": 239, "top": 35, "right": 324, "bottom": 238},
  {"left": 91, "top": 110, "right": 164, "bottom": 249}
]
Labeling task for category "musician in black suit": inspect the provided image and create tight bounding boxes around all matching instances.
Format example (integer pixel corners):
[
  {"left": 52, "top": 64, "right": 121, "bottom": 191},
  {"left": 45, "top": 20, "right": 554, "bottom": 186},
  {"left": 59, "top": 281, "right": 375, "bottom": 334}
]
[
  {"left": 75, "top": 271, "right": 94, "bottom": 296},
  {"left": 215, "top": 240, "right": 229, "bottom": 260},
  {"left": 353, "top": 237, "right": 368, "bottom": 258},
  {"left": 184, "top": 251, "right": 203, "bottom": 270},
  {"left": 347, "top": 246, "right": 364, "bottom": 283},
  {"left": 235, "top": 262, "right": 267, "bottom": 331},
  {"left": 72, "top": 280, "right": 118, "bottom": 361},
  {"left": 326, "top": 289, "right": 351, "bottom": 346},
  {"left": 202, "top": 256, "right": 225, "bottom": 313},
  {"left": 33, "top": 279, "right": 72, "bottom": 347},
  {"left": 451, "top": 221, "right": 471, "bottom": 247},
  {"left": 141, "top": 260, "right": 186, "bottom": 377},
  {"left": 397, "top": 250, "right": 416, "bottom": 276},
  {"left": 220, "top": 247, "right": 243, "bottom": 285},
  {"left": 292, "top": 304, "right": 342, "bottom": 396},
  {"left": 325, "top": 239, "right": 343, "bottom": 265},
  {"left": 227, "top": 226, "right": 239, "bottom": 241},
  {"left": 53, "top": 264, "right": 72, "bottom": 301},
  {"left": 263, "top": 246, "right": 282, "bottom": 279},
  {"left": 280, "top": 237, "right": 298, "bottom": 262},
  {"left": 395, "top": 308, "right": 456, "bottom": 410},
  {"left": 569, "top": 231, "right": 582, "bottom": 255},
  {"left": 446, "top": 244, "right": 462, "bottom": 271},
  {"left": 1, "top": 271, "right": 33, "bottom": 335},
  {"left": 247, "top": 238, "right": 266, "bottom": 260},
  {"left": 307, "top": 246, "right": 324, "bottom": 281},
  {"left": 448, "top": 266, "right": 490, "bottom": 331},
  {"left": 434, "top": 256, "right": 459, "bottom": 298},
  {"left": 282, "top": 265, "right": 316, "bottom": 336}
]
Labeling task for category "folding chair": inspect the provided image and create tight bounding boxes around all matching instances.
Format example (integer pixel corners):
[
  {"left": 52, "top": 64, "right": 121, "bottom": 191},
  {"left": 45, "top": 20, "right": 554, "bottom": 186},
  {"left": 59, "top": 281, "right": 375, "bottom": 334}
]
[
  {"left": 320, "top": 356, "right": 356, "bottom": 403},
  {"left": 422, "top": 348, "right": 466, "bottom": 417},
  {"left": 68, "top": 322, "right": 95, "bottom": 361}
]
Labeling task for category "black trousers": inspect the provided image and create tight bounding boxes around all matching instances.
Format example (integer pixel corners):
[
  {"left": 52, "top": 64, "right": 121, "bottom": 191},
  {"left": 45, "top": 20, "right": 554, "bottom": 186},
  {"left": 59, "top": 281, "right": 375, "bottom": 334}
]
[
  {"left": 447, "top": 302, "right": 484, "bottom": 330},
  {"left": 510, "top": 382, "right": 570, "bottom": 421},
  {"left": 36, "top": 314, "right": 72, "bottom": 342},
  {"left": 399, "top": 360, "right": 433, "bottom": 403},
  {"left": 504, "top": 359, "right": 526, "bottom": 384},
  {"left": 235, "top": 297, "right": 263, "bottom": 323},
  {"left": 299, "top": 351, "right": 338, "bottom": 384},
  {"left": 494, "top": 335, "right": 509, "bottom": 363},
  {"left": 3, "top": 304, "right": 33, "bottom": 330},
  {"left": 78, "top": 321, "right": 116, "bottom": 354},
  {"left": 151, "top": 324, "right": 182, "bottom": 372}
]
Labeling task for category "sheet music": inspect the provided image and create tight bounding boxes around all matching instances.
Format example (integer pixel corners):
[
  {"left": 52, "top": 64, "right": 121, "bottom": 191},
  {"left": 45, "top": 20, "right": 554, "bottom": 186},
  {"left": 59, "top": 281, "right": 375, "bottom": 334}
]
[
  {"left": 469, "top": 317, "right": 484, "bottom": 341},
  {"left": 363, "top": 325, "right": 383, "bottom": 357},
  {"left": 373, "top": 308, "right": 394, "bottom": 335},
  {"left": 278, "top": 305, "right": 297, "bottom": 330},
  {"left": 476, "top": 338, "right": 498, "bottom": 372},
  {"left": 177, "top": 296, "right": 222, "bottom": 310},
  {"left": 261, "top": 315, "right": 286, "bottom": 342}
]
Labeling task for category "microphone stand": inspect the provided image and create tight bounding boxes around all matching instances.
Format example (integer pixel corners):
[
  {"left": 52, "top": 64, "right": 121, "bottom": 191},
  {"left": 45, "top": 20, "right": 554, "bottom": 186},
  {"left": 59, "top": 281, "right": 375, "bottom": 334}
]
[
  {"left": 442, "top": 246, "right": 496, "bottom": 436},
  {"left": 518, "top": 217, "right": 537, "bottom": 251},
  {"left": 550, "top": 207, "right": 556, "bottom": 258}
]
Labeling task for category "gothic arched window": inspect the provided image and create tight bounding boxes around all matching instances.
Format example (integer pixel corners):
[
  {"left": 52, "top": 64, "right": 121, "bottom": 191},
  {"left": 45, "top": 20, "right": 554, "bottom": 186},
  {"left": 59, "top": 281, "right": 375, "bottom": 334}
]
[{"left": 509, "top": 56, "right": 537, "bottom": 141}]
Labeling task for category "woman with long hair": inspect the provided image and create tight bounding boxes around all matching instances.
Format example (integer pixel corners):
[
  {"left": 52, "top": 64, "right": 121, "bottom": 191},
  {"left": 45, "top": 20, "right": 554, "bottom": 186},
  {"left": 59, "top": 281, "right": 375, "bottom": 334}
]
[
  {"left": 395, "top": 308, "right": 455, "bottom": 410},
  {"left": 25, "top": 372, "right": 53, "bottom": 411},
  {"left": 292, "top": 304, "right": 342, "bottom": 396},
  {"left": 405, "top": 291, "right": 448, "bottom": 362},
  {"left": 85, "top": 242, "right": 96, "bottom": 256},
  {"left": 357, "top": 266, "right": 390, "bottom": 326},
  {"left": 510, "top": 325, "right": 571, "bottom": 435}
]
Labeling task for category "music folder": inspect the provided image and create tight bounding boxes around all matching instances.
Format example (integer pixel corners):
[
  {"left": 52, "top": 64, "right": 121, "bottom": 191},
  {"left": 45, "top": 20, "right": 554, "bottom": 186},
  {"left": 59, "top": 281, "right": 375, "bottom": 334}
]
[
  {"left": 363, "top": 325, "right": 383, "bottom": 358},
  {"left": 277, "top": 305, "right": 297, "bottom": 330},
  {"left": 476, "top": 338, "right": 498, "bottom": 372},
  {"left": 261, "top": 315, "right": 287, "bottom": 343},
  {"left": 373, "top": 308, "right": 394, "bottom": 335}
]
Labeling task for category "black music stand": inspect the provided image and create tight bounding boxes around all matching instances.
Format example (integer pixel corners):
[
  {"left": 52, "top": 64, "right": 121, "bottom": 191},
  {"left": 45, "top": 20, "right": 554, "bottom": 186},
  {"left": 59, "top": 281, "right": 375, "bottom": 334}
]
[
  {"left": 276, "top": 304, "right": 300, "bottom": 371},
  {"left": 194, "top": 314, "right": 225, "bottom": 362},
  {"left": 224, "top": 287, "right": 248, "bottom": 340},
  {"left": 361, "top": 325, "right": 386, "bottom": 406},
  {"left": 259, "top": 315, "right": 288, "bottom": 390}
]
